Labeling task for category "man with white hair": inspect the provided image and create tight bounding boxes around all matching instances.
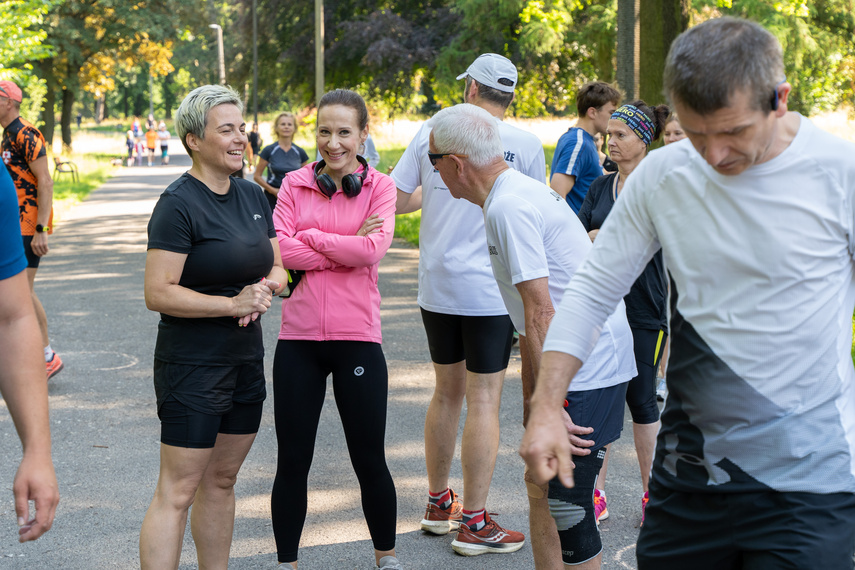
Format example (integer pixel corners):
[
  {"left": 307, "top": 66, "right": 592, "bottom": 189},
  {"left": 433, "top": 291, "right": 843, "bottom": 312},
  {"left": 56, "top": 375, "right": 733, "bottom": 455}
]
[
  {"left": 428, "top": 102, "right": 636, "bottom": 570},
  {"left": 392, "top": 54, "right": 545, "bottom": 557},
  {"left": 521, "top": 17, "right": 855, "bottom": 569}
]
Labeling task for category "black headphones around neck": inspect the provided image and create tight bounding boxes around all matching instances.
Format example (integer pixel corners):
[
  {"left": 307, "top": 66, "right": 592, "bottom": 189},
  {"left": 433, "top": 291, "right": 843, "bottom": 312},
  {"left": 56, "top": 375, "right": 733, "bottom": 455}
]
[{"left": 314, "top": 155, "right": 368, "bottom": 198}]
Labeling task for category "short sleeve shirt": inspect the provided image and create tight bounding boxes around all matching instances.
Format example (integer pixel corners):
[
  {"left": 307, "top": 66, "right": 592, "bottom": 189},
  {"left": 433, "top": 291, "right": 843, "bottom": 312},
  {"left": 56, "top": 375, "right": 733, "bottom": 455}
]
[
  {"left": 147, "top": 174, "right": 276, "bottom": 365},
  {"left": 260, "top": 142, "right": 309, "bottom": 191},
  {"left": 0, "top": 165, "right": 26, "bottom": 280},
  {"left": 1, "top": 117, "right": 50, "bottom": 235},
  {"left": 550, "top": 127, "right": 603, "bottom": 213},
  {"left": 390, "top": 119, "right": 547, "bottom": 316}
]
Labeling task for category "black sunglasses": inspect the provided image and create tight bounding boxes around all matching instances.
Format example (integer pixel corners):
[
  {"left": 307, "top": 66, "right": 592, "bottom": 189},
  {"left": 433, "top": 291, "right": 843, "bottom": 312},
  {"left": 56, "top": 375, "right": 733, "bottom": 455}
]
[{"left": 427, "top": 152, "right": 468, "bottom": 167}]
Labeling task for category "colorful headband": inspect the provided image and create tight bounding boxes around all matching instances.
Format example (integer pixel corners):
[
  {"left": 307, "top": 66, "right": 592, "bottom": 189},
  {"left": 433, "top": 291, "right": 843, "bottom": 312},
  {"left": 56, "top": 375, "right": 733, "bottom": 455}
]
[{"left": 611, "top": 105, "right": 655, "bottom": 146}]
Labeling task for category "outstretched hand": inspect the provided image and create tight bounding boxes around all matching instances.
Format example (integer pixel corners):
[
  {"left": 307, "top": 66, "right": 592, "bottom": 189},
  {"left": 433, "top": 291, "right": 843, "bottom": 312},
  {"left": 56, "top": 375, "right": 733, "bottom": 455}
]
[{"left": 519, "top": 406, "right": 577, "bottom": 489}]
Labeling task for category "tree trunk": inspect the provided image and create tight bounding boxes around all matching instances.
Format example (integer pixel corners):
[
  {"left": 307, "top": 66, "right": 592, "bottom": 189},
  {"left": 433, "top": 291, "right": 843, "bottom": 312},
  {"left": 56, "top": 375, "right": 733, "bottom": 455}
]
[
  {"left": 616, "top": 0, "right": 640, "bottom": 101},
  {"left": 162, "top": 73, "right": 175, "bottom": 119},
  {"left": 95, "top": 96, "right": 105, "bottom": 124},
  {"left": 639, "top": 0, "right": 688, "bottom": 105},
  {"left": 39, "top": 58, "right": 57, "bottom": 147},
  {"left": 61, "top": 88, "right": 75, "bottom": 153}
]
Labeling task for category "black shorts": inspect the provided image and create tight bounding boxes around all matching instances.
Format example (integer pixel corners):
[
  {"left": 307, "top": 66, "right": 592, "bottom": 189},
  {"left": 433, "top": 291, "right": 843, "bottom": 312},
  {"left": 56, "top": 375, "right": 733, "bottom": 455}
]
[
  {"left": 22, "top": 235, "right": 40, "bottom": 268},
  {"left": 637, "top": 480, "right": 855, "bottom": 570},
  {"left": 419, "top": 308, "right": 513, "bottom": 374},
  {"left": 626, "top": 327, "right": 666, "bottom": 425},
  {"left": 565, "top": 382, "right": 628, "bottom": 453},
  {"left": 548, "top": 449, "right": 607, "bottom": 565},
  {"left": 158, "top": 395, "right": 263, "bottom": 448},
  {"left": 153, "top": 358, "right": 266, "bottom": 416}
]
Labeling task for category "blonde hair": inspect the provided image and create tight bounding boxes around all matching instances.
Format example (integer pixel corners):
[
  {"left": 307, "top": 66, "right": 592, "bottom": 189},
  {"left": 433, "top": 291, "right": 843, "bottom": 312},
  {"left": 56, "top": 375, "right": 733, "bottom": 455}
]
[{"left": 272, "top": 112, "right": 297, "bottom": 138}]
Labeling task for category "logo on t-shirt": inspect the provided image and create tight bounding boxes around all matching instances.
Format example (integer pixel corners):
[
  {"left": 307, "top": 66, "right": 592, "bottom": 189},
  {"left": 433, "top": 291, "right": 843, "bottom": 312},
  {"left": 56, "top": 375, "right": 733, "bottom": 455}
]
[
  {"left": 1, "top": 150, "right": 10, "bottom": 165},
  {"left": 550, "top": 191, "right": 562, "bottom": 202},
  {"left": 503, "top": 151, "right": 515, "bottom": 163},
  {"left": 488, "top": 245, "right": 498, "bottom": 256},
  {"left": 252, "top": 214, "right": 262, "bottom": 220}
]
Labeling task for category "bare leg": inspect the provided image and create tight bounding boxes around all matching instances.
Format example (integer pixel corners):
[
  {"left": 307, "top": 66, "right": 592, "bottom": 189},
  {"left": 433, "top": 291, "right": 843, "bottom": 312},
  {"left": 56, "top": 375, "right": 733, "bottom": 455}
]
[
  {"left": 25, "top": 268, "right": 49, "bottom": 348},
  {"left": 632, "top": 421, "right": 659, "bottom": 492},
  {"left": 191, "top": 432, "right": 257, "bottom": 570},
  {"left": 424, "top": 361, "right": 466, "bottom": 494},
  {"left": 140, "top": 444, "right": 213, "bottom": 570},
  {"left": 520, "top": 336, "right": 563, "bottom": 569},
  {"left": 460, "top": 368, "right": 505, "bottom": 511}
]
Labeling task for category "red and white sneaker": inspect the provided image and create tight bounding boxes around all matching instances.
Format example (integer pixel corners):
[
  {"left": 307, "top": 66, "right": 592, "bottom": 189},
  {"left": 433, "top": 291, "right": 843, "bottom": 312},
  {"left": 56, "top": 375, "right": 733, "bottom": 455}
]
[
  {"left": 594, "top": 489, "right": 609, "bottom": 524},
  {"left": 451, "top": 513, "right": 525, "bottom": 556},
  {"left": 641, "top": 491, "right": 649, "bottom": 527},
  {"left": 420, "top": 490, "right": 462, "bottom": 535},
  {"left": 46, "top": 353, "right": 64, "bottom": 380}
]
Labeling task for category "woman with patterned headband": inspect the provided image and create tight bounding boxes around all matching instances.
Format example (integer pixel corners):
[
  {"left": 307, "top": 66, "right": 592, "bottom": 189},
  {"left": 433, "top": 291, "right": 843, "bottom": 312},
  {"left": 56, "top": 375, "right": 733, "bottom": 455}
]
[{"left": 577, "top": 100, "right": 671, "bottom": 528}]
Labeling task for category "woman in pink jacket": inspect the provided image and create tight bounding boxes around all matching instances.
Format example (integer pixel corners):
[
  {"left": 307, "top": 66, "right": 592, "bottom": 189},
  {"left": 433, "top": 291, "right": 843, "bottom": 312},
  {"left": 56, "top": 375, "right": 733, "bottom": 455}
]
[{"left": 270, "top": 90, "right": 401, "bottom": 570}]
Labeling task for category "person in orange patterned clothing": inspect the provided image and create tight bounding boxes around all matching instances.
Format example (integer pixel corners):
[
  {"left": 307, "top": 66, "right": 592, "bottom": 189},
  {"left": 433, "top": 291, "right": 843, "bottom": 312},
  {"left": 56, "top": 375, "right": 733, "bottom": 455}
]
[{"left": 0, "top": 80, "right": 62, "bottom": 380}]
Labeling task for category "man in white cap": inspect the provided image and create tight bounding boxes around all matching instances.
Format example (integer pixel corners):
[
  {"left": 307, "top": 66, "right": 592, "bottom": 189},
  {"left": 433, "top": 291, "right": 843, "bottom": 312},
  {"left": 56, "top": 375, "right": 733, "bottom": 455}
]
[{"left": 393, "top": 54, "right": 545, "bottom": 557}]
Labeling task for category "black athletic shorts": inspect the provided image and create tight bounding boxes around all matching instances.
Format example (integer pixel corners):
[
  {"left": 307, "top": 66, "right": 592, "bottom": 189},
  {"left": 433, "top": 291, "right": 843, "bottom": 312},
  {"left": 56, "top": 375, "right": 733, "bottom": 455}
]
[
  {"left": 419, "top": 308, "right": 514, "bottom": 374},
  {"left": 637, "top": 479, "right": 855, "bottom": 570},
  {"left": 153, "top": 358, "right": 266, "bottom": 416},
  {"left": 548, "top": 448, "right": 607, "bottom": 565},
  {"left": 158, "top": 395, "right": 263, "bottom": 448},
  {"left": 22, "top": 235, "right": 40, "bottom": 268},
  {"left": 565, "top": 382, "right": 628, "bottom": 452}
]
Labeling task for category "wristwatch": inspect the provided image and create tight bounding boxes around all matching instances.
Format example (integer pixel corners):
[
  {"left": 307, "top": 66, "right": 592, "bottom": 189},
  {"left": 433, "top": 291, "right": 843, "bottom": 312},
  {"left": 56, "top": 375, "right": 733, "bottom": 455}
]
[{"left": 35, "top": 224, "right": 49, "bottom": 233}]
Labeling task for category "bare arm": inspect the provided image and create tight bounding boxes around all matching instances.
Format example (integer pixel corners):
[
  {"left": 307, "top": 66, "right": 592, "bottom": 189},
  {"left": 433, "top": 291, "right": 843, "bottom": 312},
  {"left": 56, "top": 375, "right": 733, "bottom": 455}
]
[
  {"left": 549, "top": 172, "right": 575, "bottom": 200},
  {"left": 29, "top": 156, "right": 53, "bottom": 257},
  {"left": 395, "top": 187, "right": 422, "bottom": 214},
  {"left": 0, "top": 270, "right": 59, "bottom": 542},
  {"left": 519, "top": 350, "right": 584, "bottom": 488},
  {"left": 253, "top": 158, "right": 278, "bottom": 195},
  {"left": 144, "top": 249, "right": 274, "bottom": 319}
]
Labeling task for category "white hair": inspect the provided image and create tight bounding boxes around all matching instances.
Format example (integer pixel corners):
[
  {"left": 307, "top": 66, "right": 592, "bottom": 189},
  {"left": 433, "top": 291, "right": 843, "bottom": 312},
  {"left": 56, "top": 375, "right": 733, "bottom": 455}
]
[
  {"left": 428, "top": 104, "right": 503, "bottom": 167},
  {"left": 174, "top": 84, "right": 243, "bottom": 156}
]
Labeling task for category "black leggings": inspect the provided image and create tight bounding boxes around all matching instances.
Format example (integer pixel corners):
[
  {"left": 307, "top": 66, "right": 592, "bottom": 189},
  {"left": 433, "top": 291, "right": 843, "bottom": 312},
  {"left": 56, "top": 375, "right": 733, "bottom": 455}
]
[
  {"left": 626, "top": 327, "right": 667, "bottom": 425},
  {"left": 271, "top": 340, "right": 397, "bottom": 562}
]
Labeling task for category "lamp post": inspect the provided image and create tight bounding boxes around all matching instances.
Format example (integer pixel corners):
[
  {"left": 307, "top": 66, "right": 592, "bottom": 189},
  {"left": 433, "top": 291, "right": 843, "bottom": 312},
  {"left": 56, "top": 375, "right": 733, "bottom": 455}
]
[{"left": 209, "top": 24, "right": 226, "bottom": 85}]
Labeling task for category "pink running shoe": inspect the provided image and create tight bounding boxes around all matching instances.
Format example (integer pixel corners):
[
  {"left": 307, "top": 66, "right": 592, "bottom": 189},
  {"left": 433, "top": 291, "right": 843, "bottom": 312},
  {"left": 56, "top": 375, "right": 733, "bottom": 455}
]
[
  {"left": 641, "top": 491, "right": 649, "bottom": 527},
  {"left": 594, "top": 489, "right": 609, "bottom": 524}
]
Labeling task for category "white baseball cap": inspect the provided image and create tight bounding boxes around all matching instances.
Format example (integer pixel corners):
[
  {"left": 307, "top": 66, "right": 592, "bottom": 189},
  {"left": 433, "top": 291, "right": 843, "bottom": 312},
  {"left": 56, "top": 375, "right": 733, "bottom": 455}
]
[{"left": 456, "top": 53, "right": 518, "bottom": 93}]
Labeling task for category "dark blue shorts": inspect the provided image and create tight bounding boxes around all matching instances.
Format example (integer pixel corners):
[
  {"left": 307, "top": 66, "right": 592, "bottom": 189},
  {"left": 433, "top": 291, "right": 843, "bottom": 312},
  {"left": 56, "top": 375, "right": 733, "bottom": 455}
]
[
  {"left": 419, "top": 308, "right": 513, "bottom": 374},
  {"left": 638, "top": 480, "right": 855, "bottom": 570},
  {"left": 565, "top": 382, "right": 628, "bottom": 453}
]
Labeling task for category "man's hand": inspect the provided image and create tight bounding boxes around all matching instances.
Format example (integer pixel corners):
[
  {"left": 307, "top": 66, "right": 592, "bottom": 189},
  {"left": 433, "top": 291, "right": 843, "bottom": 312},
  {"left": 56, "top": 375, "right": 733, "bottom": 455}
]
[
  {"left": 30, "top": 232, "right": 48, "bottom": 257},
  {"left": 519, "top": 405, "right": 576, "bottom": 489},
  {"left": 562, "top": 408, "right": 594, "bottom": 455},
  {"left": 13, "top": 451, "right": 58, "bottom": 542}
]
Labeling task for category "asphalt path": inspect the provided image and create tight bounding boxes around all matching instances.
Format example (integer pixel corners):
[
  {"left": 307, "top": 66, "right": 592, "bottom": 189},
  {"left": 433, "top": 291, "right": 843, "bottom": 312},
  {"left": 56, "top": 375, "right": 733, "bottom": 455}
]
[{"left": 0, "top": 145, "right": 646, "bottom": 569}]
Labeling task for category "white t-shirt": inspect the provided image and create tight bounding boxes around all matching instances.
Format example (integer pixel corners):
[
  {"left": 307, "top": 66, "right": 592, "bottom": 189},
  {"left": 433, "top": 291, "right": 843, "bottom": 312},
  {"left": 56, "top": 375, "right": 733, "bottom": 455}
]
[
  {"left": 392, "top": 118, "right": 546, "bottom": 315},
  {"left": 545, "top": 114, "right": 855, "bottom": 494},
  {"left": 484, "top": 169, "right": 635, "bottom": 391}
]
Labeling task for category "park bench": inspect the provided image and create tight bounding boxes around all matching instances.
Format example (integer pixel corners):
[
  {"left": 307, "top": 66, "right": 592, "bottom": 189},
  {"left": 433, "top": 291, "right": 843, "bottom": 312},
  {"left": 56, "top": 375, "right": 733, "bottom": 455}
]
[{"left": 53, "top": 156, "right": 79, "bottom": 183}]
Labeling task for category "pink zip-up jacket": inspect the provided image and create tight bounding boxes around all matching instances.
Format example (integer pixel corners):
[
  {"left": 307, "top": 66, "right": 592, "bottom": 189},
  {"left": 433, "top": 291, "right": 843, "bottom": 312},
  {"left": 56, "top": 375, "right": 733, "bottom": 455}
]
[{"left": 272, "top": 161, "right": 396, "bottom": 343}]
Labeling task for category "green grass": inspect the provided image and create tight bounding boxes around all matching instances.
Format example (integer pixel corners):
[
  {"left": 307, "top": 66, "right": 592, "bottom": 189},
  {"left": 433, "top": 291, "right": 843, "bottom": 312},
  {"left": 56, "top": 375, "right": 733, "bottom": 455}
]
[{"left": 52, "top": 152, "right": 115, "bottom": 219}]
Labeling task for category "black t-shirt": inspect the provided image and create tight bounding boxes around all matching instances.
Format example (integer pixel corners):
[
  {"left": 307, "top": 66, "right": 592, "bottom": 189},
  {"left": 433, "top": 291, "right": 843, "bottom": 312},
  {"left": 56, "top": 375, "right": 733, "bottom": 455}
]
[
  {"left": 578, "top": 172, "right": 667, "bottom": 331},
  {"left": 147, "top": 173, "right": 276, "bottom": 365},
  {"left": 248, "top": 131, "right": 261, "bottom": 153},
  {"left": 259, "top": 142, "right": 308, "bottom": 210}
]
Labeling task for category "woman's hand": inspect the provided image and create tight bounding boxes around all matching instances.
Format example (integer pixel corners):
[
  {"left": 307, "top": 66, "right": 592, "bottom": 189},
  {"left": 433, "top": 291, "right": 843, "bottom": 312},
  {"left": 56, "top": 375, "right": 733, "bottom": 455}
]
[
  {"left": 231, "top": 281, "right": 274, "bottom": 324},
  {"left": 356, "top": 214, "right": 384, "bottom": 237},
  {"left": 235, "top": 278, "right": 280, "bottom": 326}
]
